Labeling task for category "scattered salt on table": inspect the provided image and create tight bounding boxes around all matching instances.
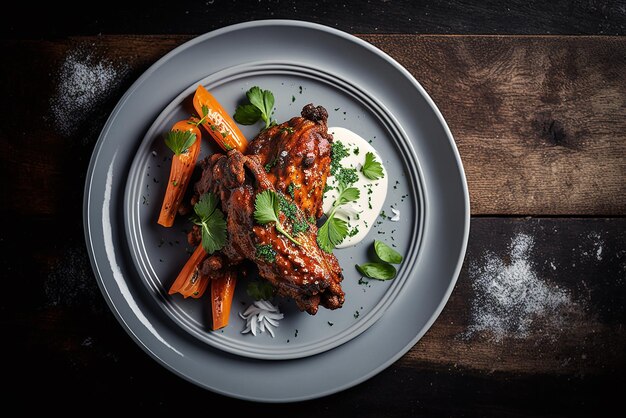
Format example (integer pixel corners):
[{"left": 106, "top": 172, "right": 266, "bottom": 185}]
[
  {"left": 50, "top": 48, "right": 126, "bottom": 136},
  {"left": 465, "top": 233, "right": 576, "bottom": 341}
]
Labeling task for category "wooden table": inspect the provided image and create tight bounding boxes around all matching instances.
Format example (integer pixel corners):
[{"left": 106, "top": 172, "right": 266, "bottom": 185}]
[{"left": 2, "top": 2, "right": 625, "bottom": 416}]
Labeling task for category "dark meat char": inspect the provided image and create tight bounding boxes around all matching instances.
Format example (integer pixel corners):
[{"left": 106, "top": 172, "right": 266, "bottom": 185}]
[
  {"left": 189, "top": 105, "right": 343, "bottom": 314},
  {"left": 245, "top": 103, "right": 333, "bottom": 220}
]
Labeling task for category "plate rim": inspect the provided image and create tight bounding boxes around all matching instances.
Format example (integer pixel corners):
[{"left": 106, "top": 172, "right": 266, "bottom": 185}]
[{"left": 83, "top": 19, "right": 470, "bottom": 402}]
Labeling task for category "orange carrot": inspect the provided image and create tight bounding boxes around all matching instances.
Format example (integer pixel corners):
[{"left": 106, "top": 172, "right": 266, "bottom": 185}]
[
  {"left": 211, "top": 269, "right": 237, "bottom": 330},
  {"left": 168, "top": 245, "right": 208, "bottom": 299},
  {"left": 193, "top": 85, "right": 247, "bottom": 153},
  {"left": 157, "top": 119, "right": 202, "bottom": 227}
]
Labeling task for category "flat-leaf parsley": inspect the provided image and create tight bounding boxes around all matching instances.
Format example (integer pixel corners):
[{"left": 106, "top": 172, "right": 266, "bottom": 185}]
[
  {"left": 317, "top": 181, "right": 360, "bottom": 252},
  {"left": 361, "top": 151, "right": 384, "bottom": 180},
  {"left": 191, "top": 192, "right": 227, "bottom": 254},
  {"left": 254, "top": 190, "right": 301, "bottom": 245},
  {"left": 165, "top": 130, "right": 196, "bottom": 156},
  {"left": 234, "top": 86, "right": 275, "bottom": 129}
]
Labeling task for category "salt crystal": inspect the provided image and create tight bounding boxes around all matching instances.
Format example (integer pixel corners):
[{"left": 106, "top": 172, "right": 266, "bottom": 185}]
[
  {"left": 464, "top": 233, "right": 574, "bottom": 341},
  {"left": 50, "top": 48, "right": 126, "bottom": 136}
]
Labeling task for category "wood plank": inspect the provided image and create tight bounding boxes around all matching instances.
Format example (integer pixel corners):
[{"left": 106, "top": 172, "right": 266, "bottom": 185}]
[
  {"left": 1, "top": 36, "right": 625, "bottom": 218},
  {"left": 362, "top": 35, "right": 626, "bottom": 216},
  {"left": 2, "top": 0, "right": 625, "bottom": 38},
  {"left": 3, "top": 217, "right": 624, "bottom": 415}
]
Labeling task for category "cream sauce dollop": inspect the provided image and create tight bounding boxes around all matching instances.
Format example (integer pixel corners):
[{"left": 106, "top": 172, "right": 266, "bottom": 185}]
[{"left": 322, "top": 127, "right": 388, "bottom": 248}]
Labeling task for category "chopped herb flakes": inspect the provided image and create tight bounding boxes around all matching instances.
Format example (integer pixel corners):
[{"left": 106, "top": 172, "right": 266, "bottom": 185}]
[
  {"left": 335, "top": 167, "right": 358, "bottom": 186},
  {"left": 330, "top": 140, "right": 350, "bottom": 176},
  {"left": 264, "top": 156, "right": 277, "bottom": 172},
  {"left": 277, "top": 193, "right": 298, "bottom": 222},
  {"left": 292, "top": 219, "right": 309, "bottom": 235},
  {"left": 286, "top": 182, "right": 299, "bottom": 199},
  {"left": 255, "top": 244, "right": 277, "bottom": 263}
]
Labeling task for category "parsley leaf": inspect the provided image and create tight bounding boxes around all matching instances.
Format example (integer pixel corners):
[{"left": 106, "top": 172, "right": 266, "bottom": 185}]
[
  {"left": 191, "top": 192, "right": 227, "bottom": 254},
  {"left": 356, "top": 262, "right": 397, "bottom": 280},
  {"left": 361, "top": 152, "right": 384, "bottom": 180},
  {"left": 317, "top": 216, "right": 349, "bottom": 252},
  {"left": 234, "top": 104, "right": 261, "bottom": 125},
  {"left": 234, "top": 86, "right": 275, "bottom": 128},
  {"left": 336, "top": 181, "right": 360, "bottom": 205},
  {"left": 254, "top": 190, "right": 301, "bottom": 245},
  {"left": 317, "top": 181, "right": 360, "bottom": 252},
  {"left": 165, "top": 130, "right": 196, "bottom": 156}
]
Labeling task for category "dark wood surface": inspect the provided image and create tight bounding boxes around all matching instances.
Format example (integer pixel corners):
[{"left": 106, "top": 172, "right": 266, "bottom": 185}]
[{"left": 2, "top": 2, "right": 625, "bottom": 416}]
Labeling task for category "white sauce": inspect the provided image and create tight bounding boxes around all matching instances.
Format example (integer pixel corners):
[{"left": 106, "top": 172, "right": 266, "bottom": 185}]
[{"left": 323, "top": 127, "right": 388, "bottom": 248}]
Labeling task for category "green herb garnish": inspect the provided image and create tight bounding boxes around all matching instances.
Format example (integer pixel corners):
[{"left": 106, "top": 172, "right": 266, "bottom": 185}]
[
  {"left": 264, "top": 156, "right": 277, "bottom": 173},
  {"left": 254, "top": 190, "right": 301, "bottom": 245},
  {"left": 335, "top": 167, "right": 359, "bottom": 186},
  {"left": 330, "top": 140, "right": 349, "bottom": 176},
  {"left": 234, "top": 86, "right": 275, "bottom": 128},
  {"left": 247, "top": 280, "right": 275, "bottom": 300},
  {"left": 356, "top": 239, "right": 403, "bottom": 280},
  {"left": 165, "top": 130, "right": 196, "bottom": 156},
  {"left": 286, "top": 182, "right": 297, "bottom": 199},
  {"left": 361, "top": 152, "right": 384, "bottom": 180},
  {"left": 292, "top": 218, "right": 309, "bottom": 235},
  {"left": 317, "top": 181, "right": 360, "bottom": 252},
  {"left": 356, "top": 262, "right": 397, "bottom": 280},
  {"left": 190, "top": 192, "right": 227, "bottom": 254},
  {"left": 374, "top": 240, "right": 403, "bottom": 264},
  {"left": 255, "top": 243, "right": 277, "bottom": 263}
]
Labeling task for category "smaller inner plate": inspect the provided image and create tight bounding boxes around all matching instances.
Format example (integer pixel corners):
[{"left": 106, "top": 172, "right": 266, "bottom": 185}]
[{"left": 124, "top": 62, "right": 424, "bottom": 360}]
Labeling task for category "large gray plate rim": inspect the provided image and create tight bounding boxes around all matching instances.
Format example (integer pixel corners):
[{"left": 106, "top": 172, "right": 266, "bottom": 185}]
[{"left": 84, "top": 19, "right": 469, "bottom": 402}]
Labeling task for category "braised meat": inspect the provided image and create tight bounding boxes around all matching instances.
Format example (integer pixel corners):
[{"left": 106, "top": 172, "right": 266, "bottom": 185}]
[
  {"left": 245, "top": 104, "right": 332, "bottom": 220},
  {"left": 190, "top": 146, "right": 344, "bottom": 314}
]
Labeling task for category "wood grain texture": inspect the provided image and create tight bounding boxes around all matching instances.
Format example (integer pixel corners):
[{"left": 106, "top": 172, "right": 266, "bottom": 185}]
[
  {"left": 2, "top": 0, "right": 625, "bottom": 38},
  {"left": 1, "top": 34, "right": 625, "bottom": 416},
  {"left": 2, "top": 35, "right": 624, "bottom": 219},
  {"left": 362, "top": 35, "right": 626, "bottom": 215},
  {"left": 3, "top": 218, "right": 623, "bottom": 415}
]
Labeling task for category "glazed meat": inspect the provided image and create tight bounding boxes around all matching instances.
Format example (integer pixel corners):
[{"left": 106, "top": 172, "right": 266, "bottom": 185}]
[
  {"left": 192, "top": 148, "right": 344, "bottom": 314},
  {"left": 245, "top": 103, "right": 332, "bottom": 220}
]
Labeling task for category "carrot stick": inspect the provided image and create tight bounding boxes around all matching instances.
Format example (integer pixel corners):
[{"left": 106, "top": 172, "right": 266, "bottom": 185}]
[
  {"left": 157, "top": 120, "right": 202, "bottom": 227},
  {"left": 210, "top": 269, "right": 237, "bottom": 330},
  {"left": 168, "top": 245, "right": 208, "bottom": 299},
  {"left": 193, "top": 85, "right": 248, "bottom": 153}
]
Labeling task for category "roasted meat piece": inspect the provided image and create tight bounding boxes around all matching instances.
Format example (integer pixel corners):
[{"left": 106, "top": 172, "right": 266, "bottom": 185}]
[
  {"left": 192, "top": 148, "right": 344, "bottom": 314},
  {"left": 245, "top": 103, "right": 332, "bottom": 220}
]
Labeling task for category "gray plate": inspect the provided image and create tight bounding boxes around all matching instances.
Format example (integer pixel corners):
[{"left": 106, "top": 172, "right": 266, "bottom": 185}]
[{"left": 84, "top": 20, "right": 469, "bottom": 402}]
